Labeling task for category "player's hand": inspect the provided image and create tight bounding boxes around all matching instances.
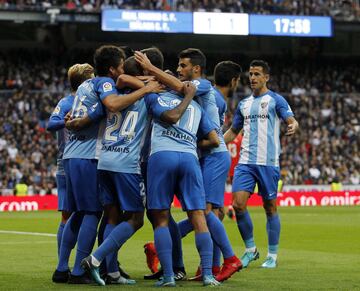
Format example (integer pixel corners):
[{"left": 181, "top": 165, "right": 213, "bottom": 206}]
[
  {"left": 134, "top": 51, "right": 153, "bottom": 71},
  {"left": 136, "top": 75, "right": 155, "bottom": 83},
  {"left": 64, "top": 111, "right": 72, "bottom": 123},
  {"left": 65, "top": 119, "right": 77, "bottom": 131},
  {"left": 183, "top": 81, "right": 196, "bottom": 98},
  {"left": 145, "top": 80, "right": 165, "bottom": 93},
  {"left": 285, "top": 121, "right": 299, "bottom": 136}
]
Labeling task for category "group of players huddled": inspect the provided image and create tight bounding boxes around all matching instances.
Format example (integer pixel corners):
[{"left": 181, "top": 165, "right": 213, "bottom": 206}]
[{"left": 48, "top": 45, "right": 298, "bottom": 287}]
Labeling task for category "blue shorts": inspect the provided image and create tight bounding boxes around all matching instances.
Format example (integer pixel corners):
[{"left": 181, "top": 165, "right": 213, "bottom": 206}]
[
  {"left": 147, "top": 151, "right": 205, "bottom": 211},
  {"left": 63, "top": 159, "right": 102, "bottom": 212},
  {"left": 232, "top": 164, "right": 280, "bottom": 200},
  {"left": 56, "top": 174, "right": 67, "bottom": 211},
  {"left": 200, "top": 151, "right": 231, "bottom": 208},
  {"left": 98, "top": 170, "right": 145, "bottom": 212}
]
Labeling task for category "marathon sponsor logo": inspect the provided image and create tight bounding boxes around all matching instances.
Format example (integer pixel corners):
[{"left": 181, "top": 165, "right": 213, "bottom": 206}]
[
  {"left": 69, "top": 135, "right": 86, "bottom": 141},
  {"left": 244, "top": 114, "right": 269, "bottom": 121},
  {"left": 161, "top": 130, "right": 194, "bottom": 143},
  {"left": 101, "top": 145, "right": 130, "bottom": 153}
]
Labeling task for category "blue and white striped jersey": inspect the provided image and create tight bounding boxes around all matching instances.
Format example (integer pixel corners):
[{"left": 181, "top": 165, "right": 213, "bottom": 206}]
[
  {"left": 145, "top": 91, "right": 215, "bottom": 158},
  {"left": 63, "top": 77, "right": 109, "bottom": 160},
  {"left": 47, "top": 94, "right": 74, "bottom": 175},
  {"left": 97, "top": 91, "right": 154, "bottom": 174},
  {"left": 232, "top": 90, "right": 294, "bottom": 167},
  {"left": 193, "top": 79, "right": 227, "bottom": 156}
]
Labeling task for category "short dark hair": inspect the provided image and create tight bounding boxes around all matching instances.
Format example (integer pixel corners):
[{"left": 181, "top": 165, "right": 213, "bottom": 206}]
[
  {"left": 250, "top": 59, "right": 270, "bottom": 74},
  {"left": 119, "top": 45, "right": 134, "bottom": 59},
  {"left": 123, "top": 56, "right": 144, "bottom": 76},
  {"left": 178, "top": 48, "right": 206, "bottom": 73},
  {"left": 93, "top": 45, "right": 125, "bottom": 76},
  {"left": 141, "top": 47, "right": 164, "bottom": 70},
  {"left": 214, "top": 61, "right": 242, "bottom": 87}
]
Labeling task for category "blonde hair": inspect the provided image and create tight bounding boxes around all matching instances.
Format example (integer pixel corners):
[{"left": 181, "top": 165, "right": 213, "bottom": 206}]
[{"left": 67, "top": 63, "right": 95, "bottom": 91}]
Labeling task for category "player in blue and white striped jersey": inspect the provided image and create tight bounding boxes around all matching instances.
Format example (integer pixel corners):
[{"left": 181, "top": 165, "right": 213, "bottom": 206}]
[
  {"left": 81, "top": 53, "right": 162, "bottom": 286},
  {"left": 49, "top": 63, "right": 95, "bottom": 283},
  {"left": 224, "top": 60, "right": 299, "bottom": 269},
  {"left": 145, "top": 82, "right": 221, "bottom": 287},
  {"left": 134, "top": 49, "right": 242, "bottom": 282}
]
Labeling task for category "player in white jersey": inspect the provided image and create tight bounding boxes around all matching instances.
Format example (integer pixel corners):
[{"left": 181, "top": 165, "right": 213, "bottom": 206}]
[{"left": 224, "top": 60, "right": 299, "bottom": 268}]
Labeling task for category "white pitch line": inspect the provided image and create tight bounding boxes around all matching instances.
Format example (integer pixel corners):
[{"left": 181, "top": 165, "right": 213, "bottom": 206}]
[{"left": 0, "top": 230, "right": 56, "bottom": 237}]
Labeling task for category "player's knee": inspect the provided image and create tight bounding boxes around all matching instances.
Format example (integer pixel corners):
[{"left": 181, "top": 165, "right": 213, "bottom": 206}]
[
  {"left": 232, "top": 199, "right": 247, "bottom": 212},
  {"left": 217, "top": 208, "right": 225, "bottom": 221},
  {"left": 263, "top": 203, "right": 277, "bottom": 216},
  {"left": 61, "top": 210, "right": 72, "bottom": 222},
  {"left": 151, "top": 210, "right": 169, "bottom": 228},
  {"left": 232, "top": 191, "right": 249, "bottom": 212},
  {"left": 129, "top": 213, "right": 144, "bottom": 231}
]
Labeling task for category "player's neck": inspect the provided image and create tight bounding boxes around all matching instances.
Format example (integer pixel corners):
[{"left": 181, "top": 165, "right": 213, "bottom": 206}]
[
  {"left": 191, "top": 73, "right": 202, "bottom": 80},
  {"left": 253, "top": 86, "right": 268, "bottom": 97},
  {"left": 215, "top": 85, "right": 229, "bottom": 99}
]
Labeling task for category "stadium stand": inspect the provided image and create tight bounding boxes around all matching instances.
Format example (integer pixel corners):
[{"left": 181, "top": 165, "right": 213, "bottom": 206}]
[
  {"left": 0, "top": 50, "right": 359, "bottom": 195},
  {"left": 0, "top": 0, "right": 359, "bottom": 21}
]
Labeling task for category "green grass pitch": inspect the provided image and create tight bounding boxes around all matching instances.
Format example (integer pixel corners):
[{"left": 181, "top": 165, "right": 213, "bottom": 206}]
[{"left": 0, "top": 207, "right": 359, "bottom": 290}]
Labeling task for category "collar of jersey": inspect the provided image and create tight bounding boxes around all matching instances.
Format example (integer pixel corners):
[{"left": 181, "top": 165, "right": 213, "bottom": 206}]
[{"left": 253, "top": 90, "right": 271, "bottom": 98}]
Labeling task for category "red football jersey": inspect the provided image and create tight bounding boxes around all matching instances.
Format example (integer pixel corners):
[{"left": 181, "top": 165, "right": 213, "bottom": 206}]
[{"left": 227, "top": 134, "right": 243, "bottom": 177}]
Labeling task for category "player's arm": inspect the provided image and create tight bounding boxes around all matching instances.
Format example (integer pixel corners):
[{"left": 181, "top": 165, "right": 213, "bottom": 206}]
[
  {"left": 65, "top": 116, "right": 92, "bottom": 131},
  {"left": 103, "top": 81, "right": 161, "bottom": 113},
  {"left": 198, "top": 130, "right": 220, "bottom": 149},
  {"left": 116, "top": 74, "right": 146, "bottom": 90},
  {"left": 47, "top": 99, "right": 71, "bottom": 132},
  {"left": 135, "top": 51, "right": 184, "bottom": 93},
  {"left": 160, "top": 82, "right": 196, "bottom": 124},
  {"left": 224, "top": 127, "right": 240, "bottom": 144},
  {"left": 224, "top": 104, "right": 243, "bottom": 144},
  {"left": 285, "top": 116, "right": 299, "bottom": 136},
  {"left": 65, "top": 101, "right": 104, "bottom": 131},
  {"left": 197, "top": 109, "right": 220, "bottom": 149},
  {"left": 275, "top": 94, "right": 298, "bottom": 136}
]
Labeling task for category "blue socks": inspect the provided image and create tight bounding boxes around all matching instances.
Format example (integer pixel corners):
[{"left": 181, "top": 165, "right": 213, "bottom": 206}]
[
  {"left": 57, "top": 212, "right": 83, "bottom": 272},
  {"left": 72, "top": 213, "right": 100, "bottom": 276},
  {"left": 266, "top": 214, "right": 280, "bottom": 255},
  {"left": 212, "top": 245, "right": 221, "bottom": 268},
  {"left": 104, "top": 224, "right": 118, "bottom": 273},
  {"left": 93, "top": 221, "right": 134, "bottom": 263},
  {"left": 195, "top": 232, "right": 213, "bottom": 277},
  {"left": 236, "top": 210, "right": 254, "bottom": 244},
  {"left": 177, "top": 218, "right": 193, "bottom": 238},
  {"left": 57, "top": 222, "right": 65, "bottom": 258},
  {"left": 206, "top": 212, "right": 234, "bottom": 259},
  {"left": 154, "top": 226, "right": 174, "bottom": 278},
  {"left": 168, "top": 215, "right": 184, "bottom": 269}
]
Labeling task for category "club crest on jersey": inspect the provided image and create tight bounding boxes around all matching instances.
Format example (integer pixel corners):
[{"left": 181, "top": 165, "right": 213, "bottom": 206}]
[
  {"left": 103, "top": 82, "right": 113, "bottom": 92},
  {"left": 261, "top": 102, "right": 268, "bottom": 109},
  {"left": 53, "top": 106, "right": 60, "bottom": 114}
]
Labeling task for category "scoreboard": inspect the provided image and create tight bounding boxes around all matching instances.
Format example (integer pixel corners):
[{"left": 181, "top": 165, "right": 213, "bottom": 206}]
[{"left": 102, "top": 9, "right": 333, "bottom": 38}]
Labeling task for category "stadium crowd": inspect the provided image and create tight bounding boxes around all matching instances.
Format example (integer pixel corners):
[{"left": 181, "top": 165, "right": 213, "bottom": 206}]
[
  {"left": 0, "top": 53, "right": 359, "bottom": 195},
  {"left": 0, "top": 0, "right": 359, "bottom": 21}
]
